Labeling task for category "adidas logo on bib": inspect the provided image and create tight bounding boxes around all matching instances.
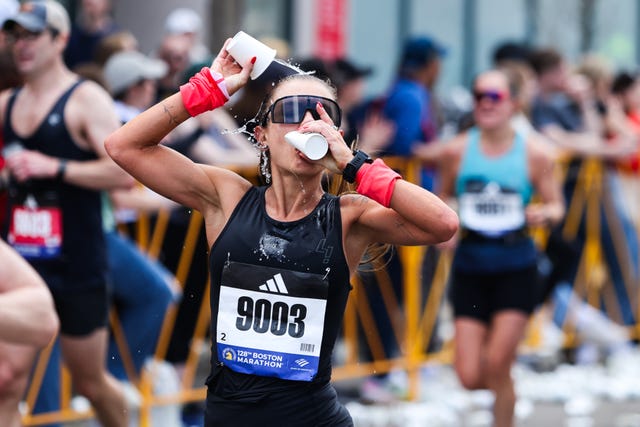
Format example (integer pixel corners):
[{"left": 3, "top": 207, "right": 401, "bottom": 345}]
[{"left": 258, "top": 273, "right": 289, "bottom": 294}]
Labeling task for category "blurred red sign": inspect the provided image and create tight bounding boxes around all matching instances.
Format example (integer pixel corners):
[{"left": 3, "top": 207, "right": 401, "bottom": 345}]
[{"left": 315, "top": 0, "right": 348, "bottom": 59}]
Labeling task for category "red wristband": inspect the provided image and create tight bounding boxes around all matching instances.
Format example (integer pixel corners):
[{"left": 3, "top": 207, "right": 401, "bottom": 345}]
[
  {"left": 355, "top": 158, "right": 401, "bottom": 208},
  {"left": 179, "top": 67, "right": 229, "bottom": 117}
]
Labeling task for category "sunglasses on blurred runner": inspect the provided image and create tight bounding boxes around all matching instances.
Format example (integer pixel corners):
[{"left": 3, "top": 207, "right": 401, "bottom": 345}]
[
  {"left": 473, "top": 90, "right": 508, "bottom": 103},
  {"left": 262, "top": 95, "right": 342, "bottom": 127}
]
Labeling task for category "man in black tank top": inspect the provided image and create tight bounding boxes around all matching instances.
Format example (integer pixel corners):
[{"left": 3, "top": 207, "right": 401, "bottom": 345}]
[
  {"left": 0, "top": 2, "right": 132, "bottom": 426},
  {"left": 105, "top": 37, "right": 459, "bottom": 426}
]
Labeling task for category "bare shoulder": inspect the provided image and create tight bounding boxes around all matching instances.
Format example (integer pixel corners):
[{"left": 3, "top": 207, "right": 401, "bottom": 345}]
[
  {"left": 65, "top": 79, "right": 118, "bottom": 128},
  {"left": 525, "top": 132, "right": 556, "bottom": 166},
  {"left": 0, "top": 88, "right": 12, "bottom": 105},
  {"left": 70, "top": 79, "right": 114, "bottom": 110},
  {"left": 64, "top": 79, "right": 120, "bottom": 150},
  {"left": 0, "top": 88, "right": 14, "bottom": 126}
]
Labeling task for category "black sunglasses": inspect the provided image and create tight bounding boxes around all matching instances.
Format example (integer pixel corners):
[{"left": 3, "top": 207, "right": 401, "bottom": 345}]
[{"left": 262, "top": 95, "right": 342, "bottom": 127}]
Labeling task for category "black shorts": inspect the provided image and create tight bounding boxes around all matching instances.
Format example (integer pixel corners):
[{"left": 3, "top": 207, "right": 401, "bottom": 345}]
[
  {"left": 449, "top": 264, "right": 538, "bottom": 324},
  {"left": 205, "top": 381, "right": 353, "bottom": 426},
  {"left": 50, "top": 282, "right": 110, "bottom": 336}
]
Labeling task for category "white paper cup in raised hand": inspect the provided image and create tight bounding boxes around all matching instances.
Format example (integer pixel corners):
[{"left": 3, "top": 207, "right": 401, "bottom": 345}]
[
  {"left": 285, "top": 131, "right": 328, "bottom": 160},
  {"left": 226, "top": 31, "right": 277, "bottom": 80}
]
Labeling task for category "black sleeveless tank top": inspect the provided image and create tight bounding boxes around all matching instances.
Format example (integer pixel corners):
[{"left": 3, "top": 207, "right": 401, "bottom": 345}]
[
  {"left": 3, "top": 81, "right": 107, "bottom": 288},
  {"left": 207, "top": 186, "right": 351, "bottom": 399}
]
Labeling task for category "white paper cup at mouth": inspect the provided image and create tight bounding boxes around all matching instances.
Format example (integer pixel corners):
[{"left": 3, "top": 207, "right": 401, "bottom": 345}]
[
  {"left": 285, "top": 131, "right": 328, "bottom": 160},
  {"left": 226, "top": 31, "right": 277, "bottom": 80}
]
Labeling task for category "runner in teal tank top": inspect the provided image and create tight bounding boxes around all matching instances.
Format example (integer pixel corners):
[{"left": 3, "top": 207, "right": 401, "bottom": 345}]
[{"left": 435, "top": 69, "right": 564, "bottom": 427}]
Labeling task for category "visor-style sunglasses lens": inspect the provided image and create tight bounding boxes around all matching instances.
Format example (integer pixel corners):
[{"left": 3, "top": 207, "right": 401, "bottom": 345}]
[{"left": 271, "top": 95, "right": 341, "bottom": 127}]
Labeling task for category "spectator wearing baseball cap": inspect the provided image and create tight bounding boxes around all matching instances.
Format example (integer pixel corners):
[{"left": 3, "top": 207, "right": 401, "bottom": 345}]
[
  {"left": 2, "top": 0, "right": 70, "bottom": 36},
  {"left": 383, "top": 34, "right": 447, "bottom": 164},
  {"left": 104, "top": 50, "right": 167, "bottom": 111},
  {"left": 164, "top": 7, "right": 210, "bottom": 65},
  {"left": 398, "top": 35, "right": 447, "bottom": 82}
]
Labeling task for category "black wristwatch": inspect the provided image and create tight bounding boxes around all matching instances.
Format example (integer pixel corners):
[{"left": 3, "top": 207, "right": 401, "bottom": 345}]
[{"left": 342, "top": 150, "right": 373, "bottom": 183}]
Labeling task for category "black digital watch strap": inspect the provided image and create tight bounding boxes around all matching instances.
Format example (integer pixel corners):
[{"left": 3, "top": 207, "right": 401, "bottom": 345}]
[{"left": 342, "top": 150, "right": 373, "bottom": 183}]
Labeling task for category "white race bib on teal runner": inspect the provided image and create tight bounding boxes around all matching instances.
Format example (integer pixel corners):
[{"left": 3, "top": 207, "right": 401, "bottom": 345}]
[
  {"left": 216, "top": 261, "right": 328, "bottom": 382},
  {"left": 459, "top": 182, "right": 525, "bottom": 235}
]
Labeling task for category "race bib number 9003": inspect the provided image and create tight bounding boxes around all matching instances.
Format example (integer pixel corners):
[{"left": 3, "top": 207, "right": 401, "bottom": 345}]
[{"left": 217, "top": 261, "right": 329, "bottom": 382}]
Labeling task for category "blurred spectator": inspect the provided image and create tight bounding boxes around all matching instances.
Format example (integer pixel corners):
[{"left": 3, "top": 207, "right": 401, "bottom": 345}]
[
  {"left": 104, "top": 50, "right": 167, "bottom": 116},
  {"left": 1, "top": 2, "right": 131, "bottom": 426},
  {"left": 295, "top": 56, "right": 394, "bottom": 156},
  {"left": 332, "top": 58, "right": 395, "bottom": 153},
  {"left": 0, "top": 238, "right": 58, "bottom": 427},
  {"left": 611, "top": 70, "right": 640, "bottom": 221},
  {"left": 297, "top": 56, "right": 331, "bottom": 81},
  {"left": 164, "top": 7, "right": 210, "bottom": 65},
  {"left": 64, "top": 0, "right": 119, "bottom": 69},
  {"left": 529, "top": 47, "right": 635, "bottom": 357},
  {"left": 492, "top": 39, "right": 532, "bottom": 65},
  {"left": 66, "top": 30, "right": 139, "bottom": 102},
  {"left": 0, "top": 0, "right": 21, "bottom": 232},
  {"left": 102, "top": 49, "right": 177, "bottom": 381},
  {"left": 155, "top": 33, "right": 192, "bottom": 102},
  {"left": 383, "top": 35, "right": 446, "bottom": 159},
  {"left": 93, "top": 29, "right": 138, "bottom": 67}
]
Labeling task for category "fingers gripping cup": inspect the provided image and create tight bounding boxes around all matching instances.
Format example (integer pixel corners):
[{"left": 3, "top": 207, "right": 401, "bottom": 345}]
[
  {"left": 226, "top": 31, "right": 277, "bottom": 80},
  {"left": 285, "top": 131, "right": 328, "bottom": 160}
]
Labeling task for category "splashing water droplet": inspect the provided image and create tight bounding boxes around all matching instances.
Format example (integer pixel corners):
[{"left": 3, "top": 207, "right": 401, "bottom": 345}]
[
  {"left": 273, "top": 58, "right": 306, "bottom": 74},
  {"left": 220, "top": 119, "right": 259, "bottom": 140}
]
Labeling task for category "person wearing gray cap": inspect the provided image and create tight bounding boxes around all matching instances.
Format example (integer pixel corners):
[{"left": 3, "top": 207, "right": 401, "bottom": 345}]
[
  {"left": 104, "top": 50, "right": 168, "bottom": 120},
  {"left": 0, "top": 1, "right": 131, "bottom": 426}
]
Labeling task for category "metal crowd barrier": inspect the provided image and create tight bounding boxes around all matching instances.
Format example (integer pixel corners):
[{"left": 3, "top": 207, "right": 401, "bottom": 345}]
[{"left": 20, "top": 155, "right": 640, "bottom": 425}]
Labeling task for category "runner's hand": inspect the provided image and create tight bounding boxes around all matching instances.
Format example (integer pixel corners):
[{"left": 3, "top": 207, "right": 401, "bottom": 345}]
[
  {"left": 4, "top": 150, "right": 58, "bottom": 182},
  {"left": 211, "top": 39, "right": 253, "bottom": 97}
]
